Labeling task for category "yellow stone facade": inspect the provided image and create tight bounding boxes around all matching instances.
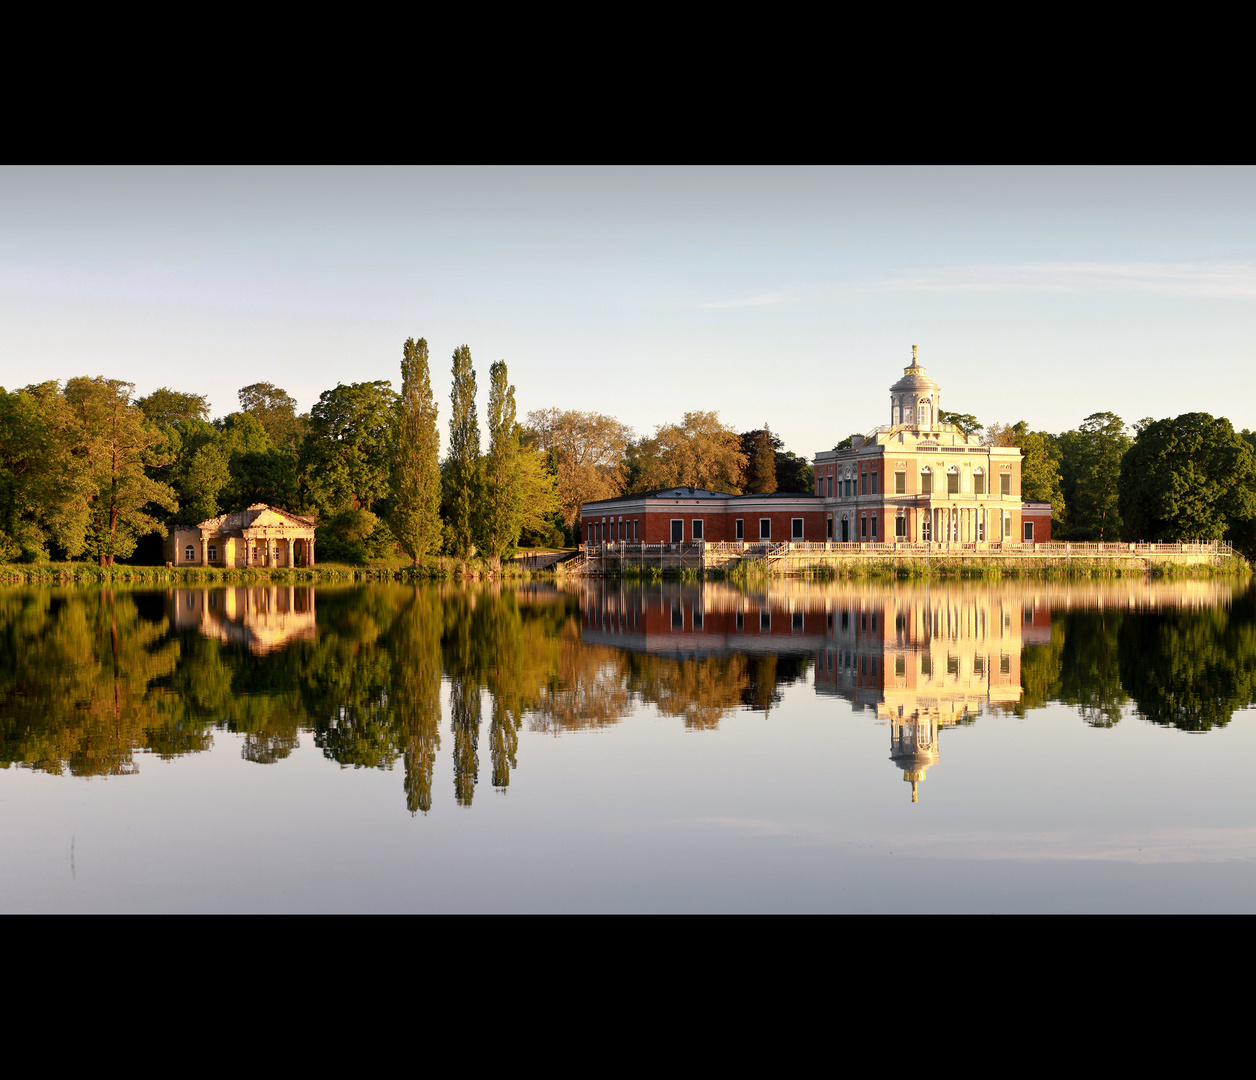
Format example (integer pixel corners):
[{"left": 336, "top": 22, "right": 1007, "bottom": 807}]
[
  {"left": 165, "top": 504, "right": 316, "bottom": 568},
  {"left": 813, "top": 347, "right": 1028, "bottom": 544}
]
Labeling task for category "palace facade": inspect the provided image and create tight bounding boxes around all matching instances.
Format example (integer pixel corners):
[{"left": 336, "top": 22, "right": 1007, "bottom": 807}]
[{"left": 813, "top": 347, "right": 1051, "bottom": 545}]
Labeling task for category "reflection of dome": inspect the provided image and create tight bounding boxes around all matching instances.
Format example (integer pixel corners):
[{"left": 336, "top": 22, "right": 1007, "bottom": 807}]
[{"left": 889, "top": 715, "right": 939, "bottom": 803}]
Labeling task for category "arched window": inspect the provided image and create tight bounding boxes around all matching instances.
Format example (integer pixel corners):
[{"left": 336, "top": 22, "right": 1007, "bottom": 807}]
[
  {"left": 184, "top": 545, "right": 195, "bottom": 561},
  {"left": 973, "top": 467, "right": 986, "bottom": 495},
  {"left": 918, "top": 400, "right": 932, "bottom": 427},
  {"left": 947, "top": 465, "right": 960, "bottom": 495},
  {"left": 921, "top": 466, "right": 933, "bottom": 496}
]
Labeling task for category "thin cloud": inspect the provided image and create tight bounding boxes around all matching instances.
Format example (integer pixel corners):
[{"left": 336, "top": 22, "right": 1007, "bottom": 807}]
[
  {"left": 698, "top": 290, "right": 788, "bottom": 309},
  {"left": 879, "top": 261, "right": 1256, "bottom": 298}
]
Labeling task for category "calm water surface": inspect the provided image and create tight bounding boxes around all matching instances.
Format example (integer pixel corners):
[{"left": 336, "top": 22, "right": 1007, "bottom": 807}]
[{"left": 3, "top": 578, "right": 1256, "bottom": 912}]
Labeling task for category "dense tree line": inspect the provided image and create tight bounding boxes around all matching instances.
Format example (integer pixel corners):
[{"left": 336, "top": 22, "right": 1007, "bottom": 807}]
[{"left": 9, "top": 342, "right": 1255, "bottom": 562}]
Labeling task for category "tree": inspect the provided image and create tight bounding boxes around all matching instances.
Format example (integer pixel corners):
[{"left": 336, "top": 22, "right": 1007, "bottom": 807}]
[
  {"left": 445, "top": 345, "right": 481, "bottom": 559},
  {"left": 481, "top": 360, "right": 524, "bottom": 562},
  {"left": 1118, "top": 413, "right": 1256, "bottom": 543},
  {"left": 525, "top": 408, "right": 631, "bottom": 526},
  {"left": 238, "top": 382, "right": 306, "bottom": 450},
  {"left": 983, "top": 420, "right": 1066, "bottom": 533},
  {"left": 136, "top": 388, "right": 210, "bottom": 429},
  {"left": 63, "top": 377, "right": 177, "bottom": 565},
  {"left": 1059, "top": 412, "right": 1130, "bottom": 541},
  {"left": 939, "top": 410, "right": 981, "bottom": 436},
  {"left": 387, "top": 337, "right": 442, "bottom": 565},
  {"left": 741, "top": 425, "right": 778, "bottom": 494},
  {"left": 0, "top": 382, "right": 94, "bottom": 560},
  {"left": 516, "top": 430, "right": 563, "bottom": 546},
  {"left": 631, "top": 411, "right": 746, "bottom": 493},
  {"left": 302, "top": 381, "right": 397, "bottom": 517}
]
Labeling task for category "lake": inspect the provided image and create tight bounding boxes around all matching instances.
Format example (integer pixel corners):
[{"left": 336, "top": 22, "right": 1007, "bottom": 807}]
[{"left": 3, "top": 577, "right": 1256, "bottom": 912}]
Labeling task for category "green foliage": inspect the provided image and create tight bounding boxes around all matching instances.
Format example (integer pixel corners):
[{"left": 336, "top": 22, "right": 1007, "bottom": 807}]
[
  {"left": 526, "top": 408, "right": 632, "bottom": 525},
  {"left": 388, "top": 337, "right": 443, "bottom": 565},
  {"left": 0, "top": 382, "right": 94, "bottom": 560},
  {"left": 939, "top": 410, "right": 981, "bottom": 436},
  {"left": 632, "top": 411, "right": 746, "bottom": 493},
  {"left": 445, "top": 345, "right": 481, "bottom": 558},
  {"left": 516, "top": 427, "right": 563, "bottom": 547},
  {"left": 1119, "top": 412, "right": 1256, "bottom": 545},
  {"left": 238, "top": 382, "right": 306, "bottom": 450},
  {"left": 481, "top": 360, "right": 524, "bottom": 562},
  {"left": 64, "top": 377, "right": 178, "bottom": 565},
  {"left": 1059, "top": 412, "right": 1130, "bottom": 541},
  {"left": 741, "top": 425, "right": 778, "bottom": 494},
  {"left": 136, "top": 388, "right": 210, "bottom": 428},
  {"left": 303, "top": 380, "right": 397, "bottom": 519}
]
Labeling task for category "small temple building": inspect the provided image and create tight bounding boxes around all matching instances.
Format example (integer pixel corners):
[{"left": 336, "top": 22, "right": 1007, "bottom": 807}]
[{"left": 165, "top": 504, "right": 317, "bottom": 568}]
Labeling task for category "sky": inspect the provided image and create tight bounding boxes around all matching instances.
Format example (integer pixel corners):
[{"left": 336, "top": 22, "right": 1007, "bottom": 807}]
[{"left": 2, "top": 166, "right": 1254, "bottom": 458}]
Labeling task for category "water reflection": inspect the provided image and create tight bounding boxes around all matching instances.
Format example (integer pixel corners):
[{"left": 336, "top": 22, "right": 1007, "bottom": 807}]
[{"left": 0, "top": 578, "right": 1251, "bottom": 810}]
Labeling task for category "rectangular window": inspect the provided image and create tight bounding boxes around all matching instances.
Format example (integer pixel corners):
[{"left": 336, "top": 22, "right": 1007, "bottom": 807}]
[
  {"left": 671, "top": 519, "right": 683, "bottom": 543},
  {"left": 736, "top": 612, "right": 744, "bottom": 631},
  {"left": 871, "top": 516, "right": 878, "bottom": 539},
  {"left": 974, "top": 656, "right": 985, "bottom": 677},
  {"left": 817, "top": 479, "right": 823, "bottom": 496},
  {"left": 895, "top": 471, "right": 906, "bottom": 494},
  {"left": 1000, "top": 653, "right": 1011, "bottom": 675},
  {"left": 1004, "top": 511, "right": 1012, "bottom": 539},
  {"left": 861, "top": 515, "right": 867, "bottom": 539},
  {"left": 861, "top": 473, "right": 868, "bottom": 495},
  {"left": 692, "top": 519, "right": 704, "bottom": 540},
  {"left": 921, "top": 656, "right": 932, "bottom": 676},
  {"left": 185, "top": 545, "right": 195, "bottom": 562},
  {"left": 827, "top": 476, "right": 833, "bottom": 498},
  {"left": 760, "top": 611, "right": 771, "bottom": 630},
  {"left": 975, "top": 473, "right": 986, "bottom": 495},
  {"left": 895, "top": 655, "right": 906, "bottom": 676},
  {"left": 948, "top": 471, "right": 959, "bottom": 494},
  {"left": 792, "top": 612, "right": 803, "bottom": 632},
  {"left": 735, "top": 518, "right": 744, "bottom": 540},
  {"left": 693, "top": 610, "right": 703, "bottom": 630},
  {"left": 672, "top": 606, "right": 683, "bottom": 628},
  {"left": 792, "top": 518, "right": 803, "bottom": 540},
  {"left": 1001, "top": 472, "right": 1011, "bottom": 495},
  {"left": 207, "top": 545, "right": 217, "bottom": 562},
  {"left": 827, "top": 517, "right": 833, "bottom": 539},
  {"left": 921, "top": 472, "right": 932, "bottom": 495},
  {"left": 760, "top": 519, "right": 771, "bottom": 540},
  {"left": 896, "top": 516, "right": 906, "bottom": 538},
  {"left": 871, "top": 473, "right": 879, "bottom": 495},
  {"left": 634, "top": 520, "right": 639, "bottom": 541},
  {"left": 1024, "top": 521, "right": 1034, "bottom": 542}
]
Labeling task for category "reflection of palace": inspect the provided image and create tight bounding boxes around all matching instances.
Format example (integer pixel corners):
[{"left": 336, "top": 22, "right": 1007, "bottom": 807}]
[
  {"left": 167, "top": 587, "right": 317, "bottom": 654},
  {"left": 579, "top": 581, "right": 830, "bottom": 659},
  {"left": 815, "top": 588, "right": 1048, "bottom": 800}
]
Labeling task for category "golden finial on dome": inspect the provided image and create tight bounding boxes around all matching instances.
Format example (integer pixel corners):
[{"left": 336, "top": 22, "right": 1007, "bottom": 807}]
[{"left": 912, "top": 344, "right": 918, "bottom": 364}]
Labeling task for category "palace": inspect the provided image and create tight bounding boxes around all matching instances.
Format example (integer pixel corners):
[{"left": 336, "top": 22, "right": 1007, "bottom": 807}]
[{"left": 812, "top": 347, "right": 1051, "bottom": 545}]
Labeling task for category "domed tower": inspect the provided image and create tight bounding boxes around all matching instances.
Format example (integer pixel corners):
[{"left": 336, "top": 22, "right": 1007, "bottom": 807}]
[{"left": 889, "top": 344, "right": 940, "bottom": 430}]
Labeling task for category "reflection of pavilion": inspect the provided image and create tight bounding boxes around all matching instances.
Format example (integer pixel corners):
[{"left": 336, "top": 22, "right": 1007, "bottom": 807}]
[
  {"left": 167, "top": 587, "right": 316, "bottom": 654},
  {"left": 815, "top": 589, "right": 1043, "bottom": 801}
]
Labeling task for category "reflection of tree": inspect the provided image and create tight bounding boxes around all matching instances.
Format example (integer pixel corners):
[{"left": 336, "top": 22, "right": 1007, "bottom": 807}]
[
  {"left": 450, "top": 677, "right": 480, "bottom": 806},
  {"left": 1058, "top": 611, "right": 1127, "bottom": 727},
  {"left": 390, "top": 588, "right": 443, "bottom": 814},
  {"left": 625, "top": 654, "right": 749, "bottom": 729},
  {"left": 0, "top": 589, "right": 184, "bottom": 775},
  {"left": 1119, "top": 603, "right": 1256, "bottom": 731},
  {"left": 530, "top": 623, "right": 631, "bottom": 733}
]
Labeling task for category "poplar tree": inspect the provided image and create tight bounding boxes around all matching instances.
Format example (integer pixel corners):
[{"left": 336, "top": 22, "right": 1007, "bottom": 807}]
[
  {"left": 482, "top": 360, "right": 523, "bottom": 562},
  {"left": 388, "top": 337, "right": 442, "bottom": 565},
  {"left": 445, "top": 345, "right": 480, "bottom": 559}
]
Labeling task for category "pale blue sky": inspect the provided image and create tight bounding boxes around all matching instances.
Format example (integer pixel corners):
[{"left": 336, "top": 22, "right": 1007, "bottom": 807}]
[{"left": 2, "top": 166, "right": 1254, "bottom": 458}]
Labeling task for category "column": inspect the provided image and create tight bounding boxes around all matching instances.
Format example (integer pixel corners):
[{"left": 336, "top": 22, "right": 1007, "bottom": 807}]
[{"left": 308, "top": 536, "right": 315, "bottom": 568}]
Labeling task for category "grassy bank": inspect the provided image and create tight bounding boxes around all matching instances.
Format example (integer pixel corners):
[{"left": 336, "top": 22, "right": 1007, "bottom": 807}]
[{"left": 0, "top": 556, "right": 546, "bottom": 586}]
